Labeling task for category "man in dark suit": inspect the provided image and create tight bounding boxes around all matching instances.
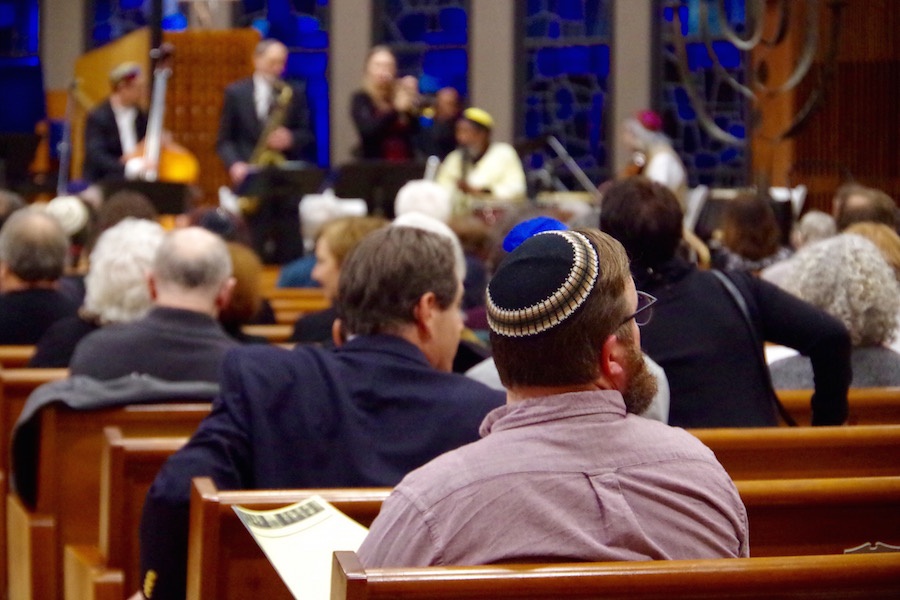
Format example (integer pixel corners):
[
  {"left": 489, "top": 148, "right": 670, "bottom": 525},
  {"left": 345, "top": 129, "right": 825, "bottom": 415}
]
[
  {"left": 82, "top": 62, "right": 148, "bottom": 183},
  {"left": 217, "top": 39, "right": 314, "bottom": 264},
  {"left": 138, "top": 225, "right": 505, "bottom": 600}
]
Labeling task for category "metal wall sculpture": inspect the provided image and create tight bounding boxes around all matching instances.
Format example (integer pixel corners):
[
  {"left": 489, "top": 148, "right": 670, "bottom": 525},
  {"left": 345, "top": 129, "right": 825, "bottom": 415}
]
[{"left": 671, "top": 0, "right": 843, "bottom": 146}]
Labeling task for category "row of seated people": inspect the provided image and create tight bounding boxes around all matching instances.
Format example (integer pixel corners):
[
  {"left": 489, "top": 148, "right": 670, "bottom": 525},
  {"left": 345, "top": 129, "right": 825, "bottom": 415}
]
[{"left": 0, "top": 175, "right": 896, "bottom": 589}]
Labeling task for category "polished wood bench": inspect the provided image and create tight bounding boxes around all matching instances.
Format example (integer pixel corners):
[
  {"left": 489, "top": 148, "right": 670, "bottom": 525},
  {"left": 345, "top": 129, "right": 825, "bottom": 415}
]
[
  {"left": 187, "top": 477, "right": 388, "bottom": 600},
  {"left": 778, "top": 386, "right": 900, "bottom": 425},
  {"left": 0, "top": 345, "right": 36, "bottom": 369},
  {"left": 692, "top": 424, "right": 900, "bottom": 480},
  {"left": 330, "top": 551, "right": 900, "bottom": 600},
  {"left": 8, "top": 402, "right": 211, "bottom": 600},
  {"left": 184, "top": 475, "right": 900, "bottom": 600},
  {"left": 64, "top": 428, "right": 189, "bottom": 600},
  {"left": 0, "top": 367, "right": 68, "bottom": 597},
  {"left": 264, "top": 288, "right": 330, "bottom": 325},
  {"left": 240, "top": 323, "right": 295, "bottom": 343}
]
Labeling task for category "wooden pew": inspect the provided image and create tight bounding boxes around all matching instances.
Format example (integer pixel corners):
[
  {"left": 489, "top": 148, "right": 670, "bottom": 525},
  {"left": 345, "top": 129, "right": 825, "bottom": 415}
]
[
  {"left": 8, "top": 402, "right": 211, "bottom": 600},
  {"left": 264, "top": 288, "right": 330, "bottom": 325},
  {"left": 692, "top": 424, "right": 900, "bottom": 480},
  {"left": 240, "top": 324, "right": 294, "bottom": 344},
  {"left": 185, "top": 476, "right": 900, "bottom": 600},
  {"left": 778, "top": 386, "right": 900, "bottom": 425},
  {"left": 187, "top": 477, "right": 388, "bottom": 600},
  {"left": 65, "top": 428, "right": 188, "bottom": 600},
  {"left": 0, "top": 345, "right": 36, "bottom": 369},
  {"left": 0, "top": 367, "right": 68, "bottom": 598},
  {"left": 330, "top": 551, "right": 900, "bottom": 600}
]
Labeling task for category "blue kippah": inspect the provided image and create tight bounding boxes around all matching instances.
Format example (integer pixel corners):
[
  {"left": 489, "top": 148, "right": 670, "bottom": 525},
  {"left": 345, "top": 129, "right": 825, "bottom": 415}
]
[{"left": 502, "top": 216, "right": 568, "bottom": 253}]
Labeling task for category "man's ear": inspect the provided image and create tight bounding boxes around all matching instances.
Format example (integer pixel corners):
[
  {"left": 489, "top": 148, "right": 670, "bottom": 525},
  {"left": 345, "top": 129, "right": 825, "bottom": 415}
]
[
  {"left": 600, "top": 333, "right": 628, "bottom": 389},
  {"left": 412, "top": 291, "right": 439, "bottom": 338},
  {"left": 147, "top": 272, "right": 159, "bottom": 300},
  {"left": 331, "top": 318, "right": 346, "bottom": 347},
  {"left": 215, "top": 277, "right": 237, "bottom": 312}
]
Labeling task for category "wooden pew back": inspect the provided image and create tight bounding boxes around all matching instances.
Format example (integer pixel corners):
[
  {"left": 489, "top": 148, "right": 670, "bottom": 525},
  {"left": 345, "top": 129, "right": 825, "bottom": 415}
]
[
  {"left": 265, "top": 288, "right": 330, "bottom": 325},
  {"left": 692, "top": 424, "right": 900, "bottom": 480},
  {"left": 331, "top": 551, "right": 900, "bottom": 600},
  {"left": 0, "top": 345, "right": 36, "bottom": 369},
  {"left": 186, "top": 475, "right": 900, "bottom": 600},
  {"left": 187, "top": 477, "right": 388, "bottom": 600},
  {"left": 8, "top": 402, "right": 211, "bottom": 600},
  {"left": 0, "top": 368, "right": 68, "bottom": 598},
  {"left": 779, "top": 386, "right": 900, "bottom": 425}
]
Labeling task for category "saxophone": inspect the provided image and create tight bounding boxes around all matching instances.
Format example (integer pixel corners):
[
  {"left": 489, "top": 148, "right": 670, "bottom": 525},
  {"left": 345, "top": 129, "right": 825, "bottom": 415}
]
[{"left": 238, "top": 81, "right": 294, "bottom": 216}]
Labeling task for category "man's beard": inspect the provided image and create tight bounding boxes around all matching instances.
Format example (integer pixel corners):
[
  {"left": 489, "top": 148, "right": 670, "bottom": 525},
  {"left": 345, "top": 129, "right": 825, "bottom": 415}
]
[{"left": 621, "top": 340, "right": 658, "bottom": 415}]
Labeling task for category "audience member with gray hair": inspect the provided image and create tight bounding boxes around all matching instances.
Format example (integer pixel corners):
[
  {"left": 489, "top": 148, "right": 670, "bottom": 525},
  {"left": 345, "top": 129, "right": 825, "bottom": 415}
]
[
  {"left": 761, "top": 210, "right": 836, "bottom": 290},
  {"left": 30, "top": 218, "right": 165, "bottom": 367},
  {"left": 69, "top": 227, "right": 237, "bottom": 382},
  {"left": 0, "top": 208, "right": 79, "bottom": 343},
  {"left": 770, "top": 233, "right": 900, "bottom": 388},
  {"left": 0, "top": 188, "right": 25, "bottom": 230}
]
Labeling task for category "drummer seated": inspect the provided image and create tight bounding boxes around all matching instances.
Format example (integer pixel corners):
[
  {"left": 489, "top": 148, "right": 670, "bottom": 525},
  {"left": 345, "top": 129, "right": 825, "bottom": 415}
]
[{"left": 435, "top": 107, "right": 526, "bottom": 214}]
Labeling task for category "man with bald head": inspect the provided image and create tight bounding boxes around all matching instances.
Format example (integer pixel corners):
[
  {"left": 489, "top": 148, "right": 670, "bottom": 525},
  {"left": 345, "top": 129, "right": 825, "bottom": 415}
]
[
  {"left": 69, "top": 227, "right": 237, "bottom": 382},
  {"left": 0, "top": 208, "right": 79, "bottom": 343}
]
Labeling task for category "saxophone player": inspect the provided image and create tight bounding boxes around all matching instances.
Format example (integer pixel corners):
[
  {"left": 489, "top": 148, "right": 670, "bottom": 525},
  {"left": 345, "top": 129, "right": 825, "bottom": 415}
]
[{"left": 216, "top": 39, "right": 314, "bottom": 262}]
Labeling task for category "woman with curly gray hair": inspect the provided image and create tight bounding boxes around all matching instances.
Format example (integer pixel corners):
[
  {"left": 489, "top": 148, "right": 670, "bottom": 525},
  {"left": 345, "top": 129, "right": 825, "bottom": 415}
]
[{"left": 769, "top": 233, "right": 900, "bottom": 388}]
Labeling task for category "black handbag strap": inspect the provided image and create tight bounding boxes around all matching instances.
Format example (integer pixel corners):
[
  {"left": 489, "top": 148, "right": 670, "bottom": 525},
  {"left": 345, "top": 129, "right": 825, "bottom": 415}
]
[{"left": 711, "top": 270, "right": 797, "bottom": 426}]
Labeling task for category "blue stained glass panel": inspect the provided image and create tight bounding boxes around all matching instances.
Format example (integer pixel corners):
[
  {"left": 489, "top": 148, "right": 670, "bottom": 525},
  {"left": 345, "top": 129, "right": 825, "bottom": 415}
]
[
  {"left": 376, "top": 0, "right": 469, "bottom": 98},
  {"left": 520, "top": 0, "right": 613, "bottom": 189},
  {"left": 656, "top": 0, "right": 749, "bottom": 187}
]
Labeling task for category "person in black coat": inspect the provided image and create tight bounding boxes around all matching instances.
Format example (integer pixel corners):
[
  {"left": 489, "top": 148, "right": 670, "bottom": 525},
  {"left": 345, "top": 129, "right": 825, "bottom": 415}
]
[
  {"left": 139, "top": 226, "right": 505, "bottom": 600},
  {"left": 600, "top": 177, "right": 851, "bottom": 428},
  {"left": 216, "top": 39, "right": 315, "bottom": 263},
  {"left": 82, "top": 62, "right": 148, "bottom": 182}
]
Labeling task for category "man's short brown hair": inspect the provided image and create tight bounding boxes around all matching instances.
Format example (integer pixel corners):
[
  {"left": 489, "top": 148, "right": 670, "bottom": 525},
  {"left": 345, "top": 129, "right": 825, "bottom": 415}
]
[
  {"left": 491, "top": 228, "right": 632, "bottom": 388},
  {"left": 337, "top": 226, "right": 459, "bottom": 336}
]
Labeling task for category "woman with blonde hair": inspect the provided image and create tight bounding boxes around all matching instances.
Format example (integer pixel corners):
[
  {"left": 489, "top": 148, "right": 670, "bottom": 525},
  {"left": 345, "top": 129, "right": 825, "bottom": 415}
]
[
  {"left": 351, "top": 45, "right": 420, "bottom": 161},
  {"left": 290, "top": 215, "right": 390, "bottom": 344}
]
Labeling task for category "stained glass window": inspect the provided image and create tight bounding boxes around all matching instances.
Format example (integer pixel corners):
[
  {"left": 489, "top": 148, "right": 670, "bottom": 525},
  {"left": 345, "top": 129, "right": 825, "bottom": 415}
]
[
  {"left": 657, "top": 0, "right": 749, "bottom": 187},
  {"left": 374, "top": 0, "right": 469, "bottom": 97},
  {"left": 517, "top": 0, "right": 613, "bottom": 192},
  {"left": 0, "top": 0, "right": 44, "bottom": 134}
]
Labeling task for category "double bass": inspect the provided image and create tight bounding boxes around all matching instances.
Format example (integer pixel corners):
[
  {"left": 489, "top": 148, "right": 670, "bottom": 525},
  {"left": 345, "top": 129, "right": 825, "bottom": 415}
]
[{"left": 125, "top": 43, "right": 199, "bottom": 184}]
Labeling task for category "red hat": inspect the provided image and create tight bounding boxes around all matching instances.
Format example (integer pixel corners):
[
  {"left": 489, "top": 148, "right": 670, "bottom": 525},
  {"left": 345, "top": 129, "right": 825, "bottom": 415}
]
[{"left": 636, "top": 109, "right": 663, "bottom": 132}]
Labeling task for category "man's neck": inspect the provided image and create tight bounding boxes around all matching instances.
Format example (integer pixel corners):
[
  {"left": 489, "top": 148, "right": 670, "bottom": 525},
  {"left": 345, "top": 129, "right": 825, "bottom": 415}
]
[
  {"left": 153, "top": 298, "right": 217, "bottom": 318},
  {"left": 505, "top": 381, "right": 609, "bottom": 405},
  {"left": 1, "top": 277, "right": 57, "bottom": 293}
]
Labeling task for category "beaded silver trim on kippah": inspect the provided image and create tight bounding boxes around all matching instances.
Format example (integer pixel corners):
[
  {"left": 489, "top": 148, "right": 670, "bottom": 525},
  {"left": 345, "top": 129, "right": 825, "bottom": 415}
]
[{"left": 486, "top": 230, "right": 600, "bottom": 337}]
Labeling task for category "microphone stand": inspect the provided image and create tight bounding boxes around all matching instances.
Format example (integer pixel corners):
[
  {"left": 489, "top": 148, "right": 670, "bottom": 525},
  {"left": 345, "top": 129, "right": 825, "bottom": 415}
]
[{"left": 545, "top": 135, "right": 601, "bottom": 201}]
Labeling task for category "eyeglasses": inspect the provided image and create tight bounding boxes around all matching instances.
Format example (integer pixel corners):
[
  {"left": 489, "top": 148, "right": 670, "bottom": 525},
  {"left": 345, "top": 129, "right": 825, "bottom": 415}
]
[{"left": 620, "top": 291, "right": 657, "bottom": 327}]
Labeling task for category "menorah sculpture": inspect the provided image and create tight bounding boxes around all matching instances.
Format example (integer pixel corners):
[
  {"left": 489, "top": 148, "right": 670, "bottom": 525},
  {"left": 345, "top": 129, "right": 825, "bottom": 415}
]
[{"left": 669, "top": 0, "right": 845, "bottom": 147}]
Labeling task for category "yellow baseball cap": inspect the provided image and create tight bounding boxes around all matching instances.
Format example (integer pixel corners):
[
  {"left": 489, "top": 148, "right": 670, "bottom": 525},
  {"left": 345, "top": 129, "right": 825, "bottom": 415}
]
[{"left": 462, "top": 107, "right": 494, "bottom": 130}]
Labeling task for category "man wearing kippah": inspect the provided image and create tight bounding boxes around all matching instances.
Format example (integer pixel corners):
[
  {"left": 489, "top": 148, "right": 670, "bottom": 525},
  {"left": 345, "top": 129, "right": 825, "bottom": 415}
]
[
  {"left": 435, "top": 106, "right": 526, "bottom": 214},
  {"left": 359, "top": 228, "right": 748, "bottom": 567},
  {"left": 83, "top": 62, "right": 149, "bottom": 182}
]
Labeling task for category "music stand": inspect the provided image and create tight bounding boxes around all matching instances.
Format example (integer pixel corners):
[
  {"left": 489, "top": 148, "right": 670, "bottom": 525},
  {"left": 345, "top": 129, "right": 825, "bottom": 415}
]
[
  {"left": 101, "top": 179, "right": 191, "bottom": 215},
  {"left": 332, "top": 161, "right": 426, "bottom": 219},
  {"left": 236, "top": 163, "right": 326, "bottom": 199},
  {"left": 0, "top": 133, "right": 41, "bottom": 190}
]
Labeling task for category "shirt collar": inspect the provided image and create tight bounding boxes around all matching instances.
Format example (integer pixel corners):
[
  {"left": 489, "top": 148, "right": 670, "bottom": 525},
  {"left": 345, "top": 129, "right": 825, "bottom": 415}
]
[{"left": 479, "top": 390, "right": 627, "bottom": 437}]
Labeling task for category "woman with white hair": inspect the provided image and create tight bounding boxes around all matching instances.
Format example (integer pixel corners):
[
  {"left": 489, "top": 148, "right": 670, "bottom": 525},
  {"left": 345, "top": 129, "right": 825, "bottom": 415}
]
[
  {"left": 769, "top": 233, "right": 900, "bottom": 388},
  {"left": 29, "top": 218, "right": 165, "bottom": 367}
]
